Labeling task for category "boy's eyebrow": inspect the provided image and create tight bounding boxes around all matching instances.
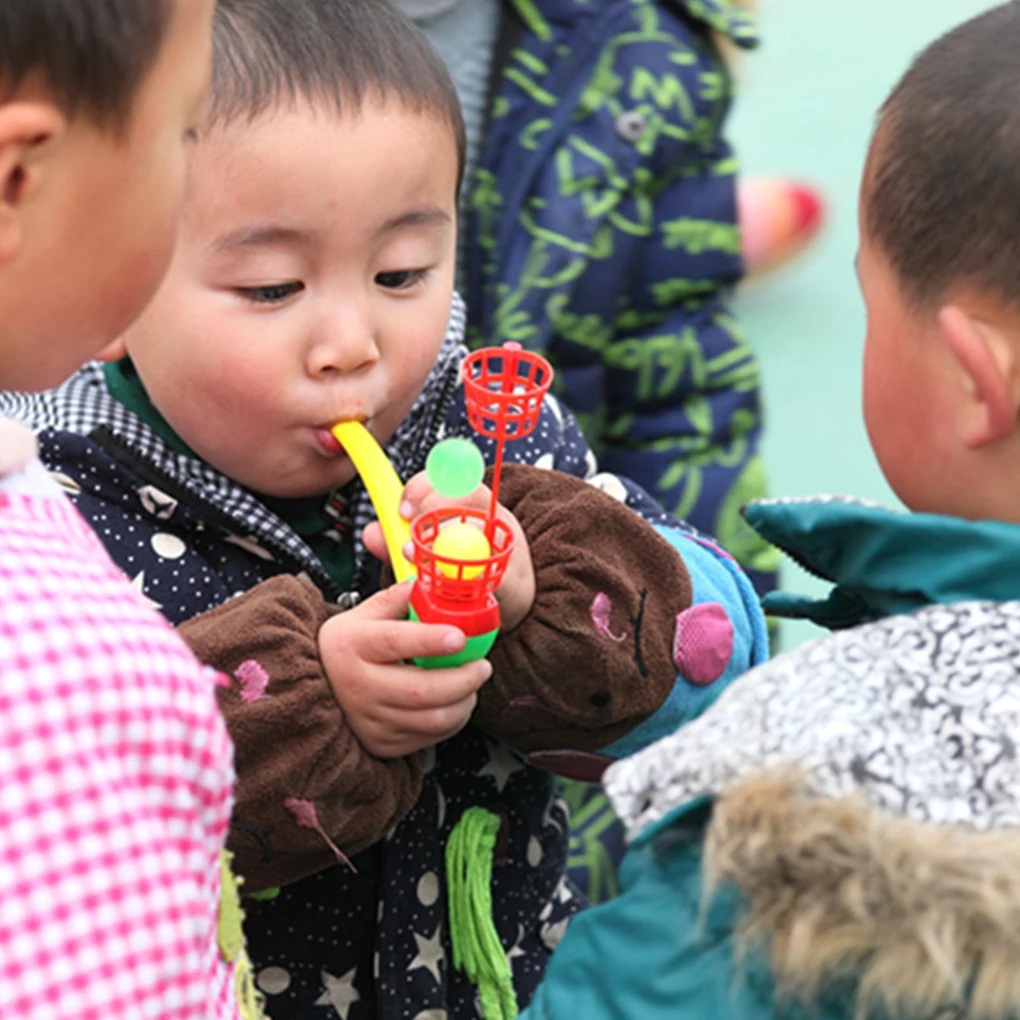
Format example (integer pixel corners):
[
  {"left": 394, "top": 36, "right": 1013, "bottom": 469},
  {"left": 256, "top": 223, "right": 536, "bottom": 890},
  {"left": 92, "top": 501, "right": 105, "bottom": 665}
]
[
  {"left": 212, "top": 225, "right": 310, "bottom": 253},
  {"left": 211, "top": 211, "right": 450, "bottom": 253},
  {"left": 378, "top": 208, "right": 452, "bottom": 236}
]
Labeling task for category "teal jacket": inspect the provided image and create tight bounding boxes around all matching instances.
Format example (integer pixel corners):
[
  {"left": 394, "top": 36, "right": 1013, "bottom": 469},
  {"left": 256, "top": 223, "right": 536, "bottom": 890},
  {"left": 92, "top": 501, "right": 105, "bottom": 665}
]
[{"left": 523, "top": 497, "right": 1020, "bottom": 1020}]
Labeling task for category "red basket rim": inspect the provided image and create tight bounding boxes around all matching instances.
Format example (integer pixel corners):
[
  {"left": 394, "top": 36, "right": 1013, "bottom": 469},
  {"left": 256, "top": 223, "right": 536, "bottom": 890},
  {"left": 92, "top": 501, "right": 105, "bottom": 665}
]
[
  {"left": 462, "top": 349, "right": 553, "bottom": 400},
  {"left": 410, "top": 508, "right": 514, "bottom": 600}
]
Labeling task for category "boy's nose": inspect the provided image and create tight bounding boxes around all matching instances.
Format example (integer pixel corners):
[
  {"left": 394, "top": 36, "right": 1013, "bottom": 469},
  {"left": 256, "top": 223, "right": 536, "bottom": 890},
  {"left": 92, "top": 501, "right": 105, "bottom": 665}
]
[{"left": 306, "top": 319, "right": 379, "bottom": 378}]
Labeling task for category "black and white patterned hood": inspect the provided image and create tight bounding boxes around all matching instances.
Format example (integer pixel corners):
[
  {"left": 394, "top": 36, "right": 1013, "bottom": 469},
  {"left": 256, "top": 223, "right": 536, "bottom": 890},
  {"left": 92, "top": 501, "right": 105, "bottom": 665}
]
[
  {"left": 605, "top": 599, "right": 1020, "bottom": 843},
  {"left": 0, "top": 296, "right": 468, "bottom": 595}
]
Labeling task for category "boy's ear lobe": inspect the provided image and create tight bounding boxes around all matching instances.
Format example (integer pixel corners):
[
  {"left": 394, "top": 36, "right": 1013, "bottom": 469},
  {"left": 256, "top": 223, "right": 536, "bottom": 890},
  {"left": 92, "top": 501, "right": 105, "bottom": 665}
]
[
  {"left": 0, "top": 101, "right": 67, "bottom": 262},
  {"left": 94, "top": 337, "right": 128, "bottom": 362},
  {"left": 939, "top": 304, "right": 1019, "bottom": 449}
]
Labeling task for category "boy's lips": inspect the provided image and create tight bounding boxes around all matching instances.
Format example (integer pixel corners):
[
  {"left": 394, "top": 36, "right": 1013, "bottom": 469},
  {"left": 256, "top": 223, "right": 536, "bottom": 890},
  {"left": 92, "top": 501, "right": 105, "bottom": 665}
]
[
  {"left": 315, "top": 417, "right": 371, "bottom": 457},
  {"left": 314, "top": 427, "right": 345, "bottom": 456}
]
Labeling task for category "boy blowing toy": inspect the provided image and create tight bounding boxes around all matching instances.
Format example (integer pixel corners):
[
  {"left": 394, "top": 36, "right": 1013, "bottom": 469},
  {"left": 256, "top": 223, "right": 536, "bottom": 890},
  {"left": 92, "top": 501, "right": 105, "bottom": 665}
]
[{"left": 2, "top": 1, "right": 768, "bottom": 1017}]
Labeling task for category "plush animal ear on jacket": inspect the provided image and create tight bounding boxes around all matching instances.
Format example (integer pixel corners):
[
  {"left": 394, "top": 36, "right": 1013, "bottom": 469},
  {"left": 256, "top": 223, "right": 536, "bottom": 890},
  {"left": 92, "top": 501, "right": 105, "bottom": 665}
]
[{"left": 939, "top": 302, "right": 1020, "bottom": 449}]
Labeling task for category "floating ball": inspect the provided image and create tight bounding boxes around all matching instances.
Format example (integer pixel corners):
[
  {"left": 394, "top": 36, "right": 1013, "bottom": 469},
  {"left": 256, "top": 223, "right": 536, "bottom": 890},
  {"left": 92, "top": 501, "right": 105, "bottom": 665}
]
[
  {"left": 426, "top": 438, "right": 485, "bottom": 498},
  {"left": 433, "top": 522, "right": 491, "bottom": 579}
]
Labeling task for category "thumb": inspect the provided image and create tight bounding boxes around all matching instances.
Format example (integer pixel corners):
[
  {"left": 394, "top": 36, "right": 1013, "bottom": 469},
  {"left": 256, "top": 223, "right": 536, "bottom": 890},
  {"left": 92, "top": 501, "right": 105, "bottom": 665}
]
[{"left": 353, "top": 579, "right": 413, "bottom": 620}]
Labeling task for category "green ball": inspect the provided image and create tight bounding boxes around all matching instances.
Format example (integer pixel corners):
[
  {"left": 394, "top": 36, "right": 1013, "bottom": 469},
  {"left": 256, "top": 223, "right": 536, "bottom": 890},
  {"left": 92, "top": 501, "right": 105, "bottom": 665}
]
[{"left": 426, "top": 438, "right": 485, "bottom": 498}]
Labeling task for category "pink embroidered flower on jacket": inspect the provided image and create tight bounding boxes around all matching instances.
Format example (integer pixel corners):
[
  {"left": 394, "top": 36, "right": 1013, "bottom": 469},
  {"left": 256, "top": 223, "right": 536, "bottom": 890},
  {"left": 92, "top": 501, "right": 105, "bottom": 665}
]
[
  {"left": 234, "top": 659, "right": 270, "bottom": 702},
  {"left": 284, "top": 798, "right": 357, "bottom": 873}
]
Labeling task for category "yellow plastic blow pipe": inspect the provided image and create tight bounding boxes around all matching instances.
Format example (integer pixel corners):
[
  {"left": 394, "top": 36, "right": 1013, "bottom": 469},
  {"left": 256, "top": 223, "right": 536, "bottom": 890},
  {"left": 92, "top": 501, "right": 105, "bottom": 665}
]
[{"left": 330, "top": 421, "right": 415, "bottom": 583}]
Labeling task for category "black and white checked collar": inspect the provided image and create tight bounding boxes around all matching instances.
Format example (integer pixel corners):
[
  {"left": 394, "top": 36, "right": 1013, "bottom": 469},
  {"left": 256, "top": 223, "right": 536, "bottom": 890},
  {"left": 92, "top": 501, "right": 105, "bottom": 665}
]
[{"left": 0, "top": 294, "right": 468, "bottom": 600}]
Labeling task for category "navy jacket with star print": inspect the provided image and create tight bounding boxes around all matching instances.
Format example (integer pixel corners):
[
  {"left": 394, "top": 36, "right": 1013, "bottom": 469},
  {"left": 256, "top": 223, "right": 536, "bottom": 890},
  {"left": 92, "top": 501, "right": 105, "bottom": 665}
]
[{"left": 0, "top": 301, "right": 715, "bottom": 1020}]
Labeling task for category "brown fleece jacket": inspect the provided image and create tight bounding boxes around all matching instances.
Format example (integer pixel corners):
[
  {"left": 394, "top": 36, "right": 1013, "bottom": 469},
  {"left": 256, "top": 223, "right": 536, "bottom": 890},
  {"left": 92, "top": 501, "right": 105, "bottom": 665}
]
[
  {"left": 180, "top": 464, "right": 692, "bottom": 891},
  {"left": 179, "top": 575, "right": 426, "bottom": 891}
]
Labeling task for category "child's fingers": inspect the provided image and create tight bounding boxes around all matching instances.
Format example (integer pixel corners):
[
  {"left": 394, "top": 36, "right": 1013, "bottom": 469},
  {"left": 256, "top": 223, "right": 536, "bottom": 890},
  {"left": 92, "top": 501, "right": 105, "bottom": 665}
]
[
  {"left": 400, "top": 470, "right": 489, "bottom": 520},
  {"left": 343, "top": 580, "right": 414, "bottom": 619},
  {"left": 346, "top": 579, "right": 442, "bottom": 624},
  {"left": 363, "top": 521, "right": 389, "bottom": 564},
  {"left": 323, "top": 586, "right": 482, "bottom": 663},
  {"left": 398, "top": 471, "right": 432, "bottom": 519},
  {"left": 387, "top": 699, "right": 478, "bottom": 746},
  {"left": 420, "top": 484, "right": 490, "bottom": 515},
  {"left": 327, "top": 593, "right": 470, "bottom": 664},
  {"left": 349, "top": 659, "right": 492, "bottom": 756},
  {"left": 357, "top": 615, "right": 479, "bottom": 667},
  {"left": 377, "top": 658, "right": 492, "bottom": 711}
]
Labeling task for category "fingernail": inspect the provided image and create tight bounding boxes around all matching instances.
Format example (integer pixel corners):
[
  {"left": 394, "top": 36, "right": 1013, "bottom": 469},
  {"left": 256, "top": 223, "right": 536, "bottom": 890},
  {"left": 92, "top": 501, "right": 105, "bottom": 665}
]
[
  {"left": 399, "top": 501, "right": 413, "bottom": 520},
  {"left": 478, "top": 659, "right": 493, "bottom": 681},
  {"left": 443, "top": 628, "right": 466, "bottom": 652}
]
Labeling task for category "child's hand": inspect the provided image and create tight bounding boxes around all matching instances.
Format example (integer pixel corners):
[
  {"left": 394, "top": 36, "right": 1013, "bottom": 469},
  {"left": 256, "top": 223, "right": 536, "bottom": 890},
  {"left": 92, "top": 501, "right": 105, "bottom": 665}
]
[
  {"left": 363, "top": 471, "right": 537, "bottom": 632},
  {"left": 319, "top": 581, "right": 492, "bottom": 758}
]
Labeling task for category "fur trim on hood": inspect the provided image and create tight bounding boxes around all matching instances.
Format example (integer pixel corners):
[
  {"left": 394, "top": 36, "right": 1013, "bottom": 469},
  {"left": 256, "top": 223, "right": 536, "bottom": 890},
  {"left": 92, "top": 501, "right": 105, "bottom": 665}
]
[{"left": 706, "top": 771, "right": 1020, "bottom": 1019}]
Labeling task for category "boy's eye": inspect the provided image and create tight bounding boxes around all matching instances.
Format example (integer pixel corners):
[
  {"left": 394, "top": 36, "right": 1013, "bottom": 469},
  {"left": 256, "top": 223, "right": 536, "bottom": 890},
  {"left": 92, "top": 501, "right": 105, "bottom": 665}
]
[
  {"left": 375, "top": 269, "right": 427, "bottom": 291},
  {"left": 236, "top": 282, "right": 304, "bottom": 305}
]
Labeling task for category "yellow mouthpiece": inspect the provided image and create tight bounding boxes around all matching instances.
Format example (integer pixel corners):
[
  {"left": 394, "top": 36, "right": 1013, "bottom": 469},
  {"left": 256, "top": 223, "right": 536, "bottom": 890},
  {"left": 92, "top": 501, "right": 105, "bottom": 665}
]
[{"left": 330, "top": 421, "right": 415, "bottom": 583}]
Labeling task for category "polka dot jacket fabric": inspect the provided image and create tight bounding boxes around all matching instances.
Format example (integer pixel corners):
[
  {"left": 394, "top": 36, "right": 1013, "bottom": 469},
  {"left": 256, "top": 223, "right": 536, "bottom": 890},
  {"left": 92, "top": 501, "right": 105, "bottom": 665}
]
[{"left": 0, "top": 303, "right": 684, "bottom": 1020}]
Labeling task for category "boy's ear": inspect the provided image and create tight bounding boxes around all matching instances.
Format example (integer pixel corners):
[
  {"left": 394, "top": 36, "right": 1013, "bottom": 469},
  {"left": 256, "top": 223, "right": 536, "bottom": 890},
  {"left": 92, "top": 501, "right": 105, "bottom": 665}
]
[
  {"left": 939, "top": 304, "right": 1020, "bottom": 449},
  {"left": 0, "top": 101, "right": 67, "bottom": 262},
  {"left": 94, "top": 337, "right": 128, "bottom": 362}
]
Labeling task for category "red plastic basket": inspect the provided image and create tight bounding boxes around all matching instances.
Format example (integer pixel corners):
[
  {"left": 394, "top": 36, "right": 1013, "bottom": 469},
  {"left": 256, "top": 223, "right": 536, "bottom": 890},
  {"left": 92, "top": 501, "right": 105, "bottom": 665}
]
[
  {"left": 410, "top": 507, "right": 514, "bottom": 605},
  {"left": 461, "top": 344, "right": 553, "bottom": 442}
]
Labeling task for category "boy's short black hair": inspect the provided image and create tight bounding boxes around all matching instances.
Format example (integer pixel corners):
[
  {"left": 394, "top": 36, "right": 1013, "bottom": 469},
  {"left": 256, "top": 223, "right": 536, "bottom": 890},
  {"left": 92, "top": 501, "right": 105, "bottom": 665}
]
[
  {"left": 0, "top": 0, "right": 173, "bottom": 132},
  {"left": 865, "top": 1, "right": 1020, "bottom": 308},
  {"left": 210, "top": 0, "right": 466, "bottom": 188}
]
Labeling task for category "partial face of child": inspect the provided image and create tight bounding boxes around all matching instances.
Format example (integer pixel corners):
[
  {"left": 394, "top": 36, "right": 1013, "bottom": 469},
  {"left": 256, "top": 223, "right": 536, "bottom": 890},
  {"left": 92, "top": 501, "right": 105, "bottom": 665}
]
[
  {"left": 114, "top": 97, "right": 459, "bottom": 499},
  {"left": 0, "top": 0, "right": 214, "bottom": 391}
]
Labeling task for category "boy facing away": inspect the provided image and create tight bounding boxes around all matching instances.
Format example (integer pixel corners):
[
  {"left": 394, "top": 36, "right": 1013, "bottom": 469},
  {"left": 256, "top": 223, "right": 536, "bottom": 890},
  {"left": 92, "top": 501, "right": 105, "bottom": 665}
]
[
  {"left": 520, "top": 4, "right": 1020, "bottom": 1019},
  {"left": 1, "top": 1, "right": 768, "bottom": 1017},
  {"left": 0, "top": 1, "right": 255, "bottom": 1017}
]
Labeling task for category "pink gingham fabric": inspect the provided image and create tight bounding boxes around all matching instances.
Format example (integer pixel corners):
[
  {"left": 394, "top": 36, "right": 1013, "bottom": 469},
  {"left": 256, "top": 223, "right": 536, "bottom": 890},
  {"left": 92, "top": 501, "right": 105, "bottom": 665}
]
[{"left": 0, "top": 456, "right": 240, "bottom": 1018}]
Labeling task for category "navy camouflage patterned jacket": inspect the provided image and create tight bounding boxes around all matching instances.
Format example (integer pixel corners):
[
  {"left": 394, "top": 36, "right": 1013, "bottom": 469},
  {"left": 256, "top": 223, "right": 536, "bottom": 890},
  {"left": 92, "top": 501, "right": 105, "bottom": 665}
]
[{"left": 465, "top": 0, "right": 778, "bottom": 593}]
